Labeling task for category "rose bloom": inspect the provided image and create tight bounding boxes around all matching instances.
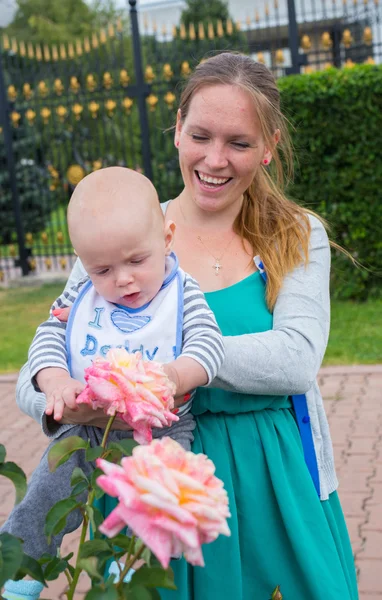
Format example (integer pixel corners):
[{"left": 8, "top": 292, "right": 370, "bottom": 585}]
[
  {"left": 76, "top": 348, "right": 178, "bottom": 444},
  {"left": 96, "top": 437, "right": 231, "bottom": 568}
]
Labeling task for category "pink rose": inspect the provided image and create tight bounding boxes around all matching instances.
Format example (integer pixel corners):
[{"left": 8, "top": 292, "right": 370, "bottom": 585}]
[
  {"left": 76, "top": 348, "right": 178, "bottom": 444},
  {"left": 96, "top": 437, "right": 231, "bottom": 568}
]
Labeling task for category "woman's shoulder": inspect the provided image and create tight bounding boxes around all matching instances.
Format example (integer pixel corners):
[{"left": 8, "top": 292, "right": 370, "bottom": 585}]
[{"left": 306, "top": 212, "right": 330, "bottom": 250}]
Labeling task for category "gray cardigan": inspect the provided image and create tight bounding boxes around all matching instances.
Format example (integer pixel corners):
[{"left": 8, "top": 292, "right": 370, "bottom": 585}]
[{"left": 15, "top": 206, "right": 338, "bottom": 500}]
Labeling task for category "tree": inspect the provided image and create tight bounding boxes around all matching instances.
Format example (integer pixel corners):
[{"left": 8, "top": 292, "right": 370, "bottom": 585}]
[{"left": 3, "top": 0, "right": 124, "bottom": 44}]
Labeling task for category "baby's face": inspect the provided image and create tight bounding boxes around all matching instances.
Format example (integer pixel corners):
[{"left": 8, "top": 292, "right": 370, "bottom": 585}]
[{"left": 78, "top": 213, "right": 173, "bottom": 309}]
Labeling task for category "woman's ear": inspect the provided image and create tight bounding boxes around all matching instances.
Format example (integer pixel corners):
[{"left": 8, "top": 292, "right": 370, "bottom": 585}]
[
  {"left": 174, "top": 109, "right": 182, "bottom": 148},
  {"left": 164, "top": 220, "right": 176, "bottom": 255},
  {"left": 262, "top": 129, "right": 280, "bottom": 165}
]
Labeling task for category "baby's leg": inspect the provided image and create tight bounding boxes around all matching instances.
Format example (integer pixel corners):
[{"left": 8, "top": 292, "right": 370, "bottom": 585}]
[
  {"left": 151, "top": 410, "right": 196, "bottom": 451},
  {"left": 0, "top": 425, "right": 104, "bottom": 559}
]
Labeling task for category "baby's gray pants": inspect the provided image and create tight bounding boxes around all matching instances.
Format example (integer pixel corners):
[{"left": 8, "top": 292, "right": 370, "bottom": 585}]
[{"left": 0, "top": 414, "right": 195, "bottom": 559}]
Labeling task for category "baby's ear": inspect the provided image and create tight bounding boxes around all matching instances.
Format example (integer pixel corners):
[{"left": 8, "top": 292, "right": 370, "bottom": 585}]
[{"left": 164, "top": 220, "right": 176, "bottom": 254}]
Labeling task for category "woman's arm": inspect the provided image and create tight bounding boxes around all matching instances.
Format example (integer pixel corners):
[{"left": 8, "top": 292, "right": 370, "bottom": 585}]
[{"left": 211, "top": 215, "right": 331, "bottom": 395}]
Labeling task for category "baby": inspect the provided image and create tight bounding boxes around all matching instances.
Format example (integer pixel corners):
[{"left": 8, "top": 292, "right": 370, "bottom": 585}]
[{"left": 1, "top": 167, "right": 224, "bottom": 600}]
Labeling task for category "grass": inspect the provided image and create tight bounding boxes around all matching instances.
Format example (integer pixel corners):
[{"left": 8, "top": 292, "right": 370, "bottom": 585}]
[{"left": 0, "top": 284, "right": 381, "bottom": 374}]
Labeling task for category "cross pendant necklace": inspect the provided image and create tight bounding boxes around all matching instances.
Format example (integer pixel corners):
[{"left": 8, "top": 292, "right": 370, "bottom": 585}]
[{"left": 197, "top": 235, "right": 235, "bottom": 276}]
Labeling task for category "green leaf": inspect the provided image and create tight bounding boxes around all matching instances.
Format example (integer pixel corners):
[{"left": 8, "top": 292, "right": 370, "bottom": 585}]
[
  {"left": 48, "top": 435, "right": 89, "bottom": 472},
  {"left": 109, "top": 534, "right": 134, "bottom": 553},
  {"left": 86, "top": 445, "right": 104, "bottom": 462},
  {"left": 84, "top": 504, "right": 104, "bottom": 534},
  {"left": 44, "top": 556, "right": 69, "bottom": 581},
  {"left": 71, "top": 467, "right": 89, "bottom": 486},
  {"left": 79, "top": 539, "right": 113, "bottom": 559},
  {"left": 44, "top": 497, "right": 82, "bottom": 540},
  {"left": 125, "top": 585, "right": 157, "bottom": 600},
  {"left": 0, "top": 444, "right": 6, "bottom": 464},
  {"left": 84, "top": 583, "right": 119, "bottom": 599},
  {"left": 108, "top": 439, "right": 138, "bottom": 457},
  {"left": 14, "top": 553, "right": 46, "bottom": 585},
  {"left": 71, "top": 480, "right": 90, "bottom": 497},
  {"left": 0, "top": 533, "right": 24, "bottom": 588},
  {"left": 130, "top": 567, "right": 176, "bottom": 590},
  {"left": 0, "top": 462, "right": 27, "bottom": 504},
  {"left": 78, "top": 556, "right": 103, "bottom": 581},
  {"left": 91, "top": 468, "right": 105, "bottom": 500}
]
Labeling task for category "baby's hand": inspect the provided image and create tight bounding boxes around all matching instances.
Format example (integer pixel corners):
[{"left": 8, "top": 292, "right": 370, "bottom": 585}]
[{"left": 44, "top": 375, "right": 85, "bottom": 421}]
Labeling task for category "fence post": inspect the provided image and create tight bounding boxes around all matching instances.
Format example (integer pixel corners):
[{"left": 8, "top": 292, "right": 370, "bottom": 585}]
[
  {"left": 285, "top": 0, "right": 307, "bottom": 74},
  {"left": 128, "top": 0, "right": 153, "bottom": 181},
  {"left": 0, "top": 52, "right": 30, "bottom": 276}
]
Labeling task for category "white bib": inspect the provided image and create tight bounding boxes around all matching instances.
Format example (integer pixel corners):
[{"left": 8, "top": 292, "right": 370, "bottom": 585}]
[{"left": 67, "top": 257, "right": 184, "bottom": 383}]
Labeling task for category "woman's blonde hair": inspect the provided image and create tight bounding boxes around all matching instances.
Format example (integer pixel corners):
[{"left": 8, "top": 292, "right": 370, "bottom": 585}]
[{"left": 178, "top": 52, "right": 322, "bottom": 309}]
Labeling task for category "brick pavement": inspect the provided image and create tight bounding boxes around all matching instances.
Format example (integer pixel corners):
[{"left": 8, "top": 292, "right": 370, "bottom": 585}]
[{"left": 1, "top": 365, "right": 381, "bottom": 599}]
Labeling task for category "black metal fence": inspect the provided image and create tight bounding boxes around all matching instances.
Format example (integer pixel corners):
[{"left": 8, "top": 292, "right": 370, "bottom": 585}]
[{"left": 0, "top": 0, "right": 381, "bottom": 281}]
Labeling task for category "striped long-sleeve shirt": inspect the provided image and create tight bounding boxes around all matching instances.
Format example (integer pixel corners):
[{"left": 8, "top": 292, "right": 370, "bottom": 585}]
[{"left": 28, "top": 268, "right": 225, "bottom": 417}]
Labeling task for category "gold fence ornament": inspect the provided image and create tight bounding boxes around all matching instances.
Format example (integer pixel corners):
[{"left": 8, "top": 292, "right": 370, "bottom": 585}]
[
  {"left": 54, "top": 79, "right": 64, "bottom": 95},
  {"left": 198, "top": 22, "right": 205, "bottom": 39},
  {"left": 45, "top": 258, "right": 52, "bottom": 270},
  {"left": 180, "top": 23, "right": 186, "bottom": 39},
  {"left": 208, "top": 22, "right": 214, "bottom": 39},
  {"left": 321, "top": 31, "right": 333, "bottom": 49},
  {"left": 9, "top": 245, "right": 17, "bottom": 257},
  {"left": 86, "top": 74, "right": 97, "bottom": 92},
  {"left": 275, "top": 49, "right": 285, "bottom": 64},
  {"left": 19, "top": 41, "right": 26, "bottom": 56},
  {"left": 92, "top": 33, "right": 99, "bottom": 49},
  {"left": 25, "top": 232, "right": 33, "bottom": 245},
  {"left": 56, "top": 105, "right": 68, "bottom": 122},
  {"left": 217, "top": 20, "right": 224, "bottom": 37},
  {"left": 59, "top": 44, "right": 67, "bottom": 60},
  {"left": 255, "top": 10, "right": 260, "bottom": 22},
  {"left": 43, "top": 45, "right": 51, "bottom": 61},
  {"left": 89, "top": 101, "right": 100, "bottom": 118},
  {"left": 52, "top": 45, "right": 59, "bottom": 61},
  {"left": 23, "top": 83, "right": 33, "bottom": 100},
  {"left": 67, "top": 165, "right": 85, "bottom": 186},
  {"left": 84, "top": 37, "right": 91, "bottom": 52},
  {"left": 100, "top": 29, "right": 107, "bottom": 44},
  {"left": 181, "top": 61, "right": 191, "bottom": 77},
  {"left": 29, "top": 258, "right": 37, "bottom": 271},
  {"left": 324, "top": 62, "right": 333, "bottom": 69},
  {"left": 7, "top": 85, "right": 17, "bottom": 102},
  {"left": 59, "top": 258, "right": 67, "bottom": 270},
  {"left": 27, "top": 43, "right": 34, "bottom": 59},
  {"left": 116, "top": 17, "right": 123, "bottom": 32},
  {"left": 172, "top": 25, "right": 177, "bottom": 38},
  {"left": 363, "top": 26, "right": 373, "bottom": 44},
  {"left": 122, "top": 97, "right": 133, "bottom": 114},
  {"left": 72, "top": 104, "right": 83, "bottom": 120},
  {"left": 235, "top": 20, "right": 241, "bottom": 31},
  {"left": 145, "top": 65, "right": 155, "bottom": 83},
  {"left": 68, "top": 43, "right": 75, "bottom": 59},
  {"left": 76, "top": 39, "right": 83, "bottom": 56},
  {"left": 56, "top": 231, "right": 64, "bottom": 242},
  {"left": 301, "top": 34, "right": 312, "bottom": 50},
  {"left": 41, "top": 232, "right": 48, "bottom": 244},
  {"left": 108, "top": 23, "right": 115, "bottom": 37},
  {"left": 344, "top": 58, "right": 355, "bottom": 67},
  {"left": 364, "top": 56, "right": 375, "bottom": 64},
  {"left": 0, "top": 271, "right": 4, "bottom": 283},
  {"left": 105, "top": 99, "right": 117, "bottom": 116},
  {"left": 93, "top": 160, "right": 102, "bottom": 171},
  {"left": 10, "top": 111, "right": 21, "bottom": 127},
  {"left": 25, "top": 109, "right": 36, "bottom": 125},
  {"left": 146, "top": 94, "right": 158, "bottom": 111},
  {"left": 257, "top": 52, "right": 265, "bottom": 64},
  {"left": 11, "top": 38, "right": 18, "bottom": 54},
  {"left": 38, "top": 81, "right": 49, "bottom": 97},
  {"left": 164, "top": 91, "right": 176, "bottom": 109},
  {"left": 163, "top": 63, "right": 173, "bottom": 81},
  {"left": 342, "top": 29, "right": 353, "bottom": 48},
  {"left": 70, "top": 76, "right": 80, "bottom": 93},
  {"left": 188, "top": 23, "right": 195, "bottom": 40},
  {"left": 304, "top": 65, "right": 314, "bottom": 74},
  {"left": 103, "top": 72, "right": 113, "bottom": 89},
  {"left": 120, "top": 69, "right": 130, "bottom": 87},
  {"left": 226, "top": 19, "right": 233, "bottom": 35},
  {"left": 40, "top": 107, "right": 51, "bottom": 124},
  {"left": 2, "top": 34, "right": 10, "bottom": 50}
]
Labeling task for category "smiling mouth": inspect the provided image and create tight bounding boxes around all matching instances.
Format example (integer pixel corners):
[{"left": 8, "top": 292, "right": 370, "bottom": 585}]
[{"left": 196, "top": 170, "right": 232, "bottom": 188}]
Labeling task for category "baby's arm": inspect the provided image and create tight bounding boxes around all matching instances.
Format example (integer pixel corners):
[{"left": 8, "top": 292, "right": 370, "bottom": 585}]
[
  {"left": 28, "top": 277, "right": 89, "bottom": 420},
  {"left": 164, "top": 274, "right": 225, "bottom": 396}
]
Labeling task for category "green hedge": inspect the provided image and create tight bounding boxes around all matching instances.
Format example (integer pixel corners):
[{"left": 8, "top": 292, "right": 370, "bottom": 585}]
[{"left": 279, "top": 65, "right": 382, "bottom": 300}]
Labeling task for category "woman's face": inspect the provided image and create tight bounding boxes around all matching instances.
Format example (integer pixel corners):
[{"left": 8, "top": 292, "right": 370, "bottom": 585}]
[{"left": 175, "top": 84, "right": 270, "bottom": 214}]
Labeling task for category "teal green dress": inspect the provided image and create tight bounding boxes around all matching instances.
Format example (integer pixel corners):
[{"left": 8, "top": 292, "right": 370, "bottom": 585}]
[{"left": 160, "top": 272, "right": 358, "bottom": 600}]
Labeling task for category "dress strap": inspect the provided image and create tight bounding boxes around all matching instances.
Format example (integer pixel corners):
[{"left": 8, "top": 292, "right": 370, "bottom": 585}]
[{"left": 255, "top": 257, "right": 321, "bottom": 498}]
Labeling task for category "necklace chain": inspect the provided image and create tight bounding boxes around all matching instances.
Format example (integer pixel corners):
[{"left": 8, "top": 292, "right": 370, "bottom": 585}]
[{"left": 178, "top": 198, "right": 235, "bottom": 276}]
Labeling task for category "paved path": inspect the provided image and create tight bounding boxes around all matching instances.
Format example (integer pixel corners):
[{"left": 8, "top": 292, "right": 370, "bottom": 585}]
[{"left": 1, "top": 365, "right": 381, "bottom": 599}]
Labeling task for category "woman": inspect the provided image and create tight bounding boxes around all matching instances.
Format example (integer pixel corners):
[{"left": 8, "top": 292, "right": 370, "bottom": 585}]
[{"left": 16, "top": 53, "right": 358, "bottom": 599}]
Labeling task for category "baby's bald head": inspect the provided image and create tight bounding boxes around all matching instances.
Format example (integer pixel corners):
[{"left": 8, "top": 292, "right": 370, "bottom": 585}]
[{"left": 67, "top": 167, "right": 163, "bottom": 254}]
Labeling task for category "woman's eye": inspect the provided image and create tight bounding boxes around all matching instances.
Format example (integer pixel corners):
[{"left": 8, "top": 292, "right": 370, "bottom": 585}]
[
  {"left": 232, "top": 142, "right": 250, "bottom": 149},
  {"left": 96, "top": 269, "right": 109, "bottom": 275},
  {"left": 192, "top": 134, "right": 208, "bottom": 142}
]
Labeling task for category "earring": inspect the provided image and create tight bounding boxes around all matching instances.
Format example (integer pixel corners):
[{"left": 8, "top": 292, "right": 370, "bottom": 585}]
[
  {"left": 263, "top": 158, "right": 269, "bottom": 165},
  {"left": 175, "top": 141, "right": 179, "bottom": 148}
]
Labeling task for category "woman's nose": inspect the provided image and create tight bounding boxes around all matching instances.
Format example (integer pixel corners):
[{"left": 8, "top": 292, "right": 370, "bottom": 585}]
[{"left": 204, "top": 143, "right": 229, "bottom": 170}]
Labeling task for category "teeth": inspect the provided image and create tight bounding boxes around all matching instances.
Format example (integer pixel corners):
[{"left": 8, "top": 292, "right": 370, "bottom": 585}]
[{"left": 198, "top": 172, "right": 229, "bottom": 185}]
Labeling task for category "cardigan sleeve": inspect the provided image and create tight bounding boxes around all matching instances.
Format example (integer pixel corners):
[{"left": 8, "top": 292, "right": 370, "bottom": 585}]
[{"left": 210, "top": 215, "right": 331, "bottom": 395}]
